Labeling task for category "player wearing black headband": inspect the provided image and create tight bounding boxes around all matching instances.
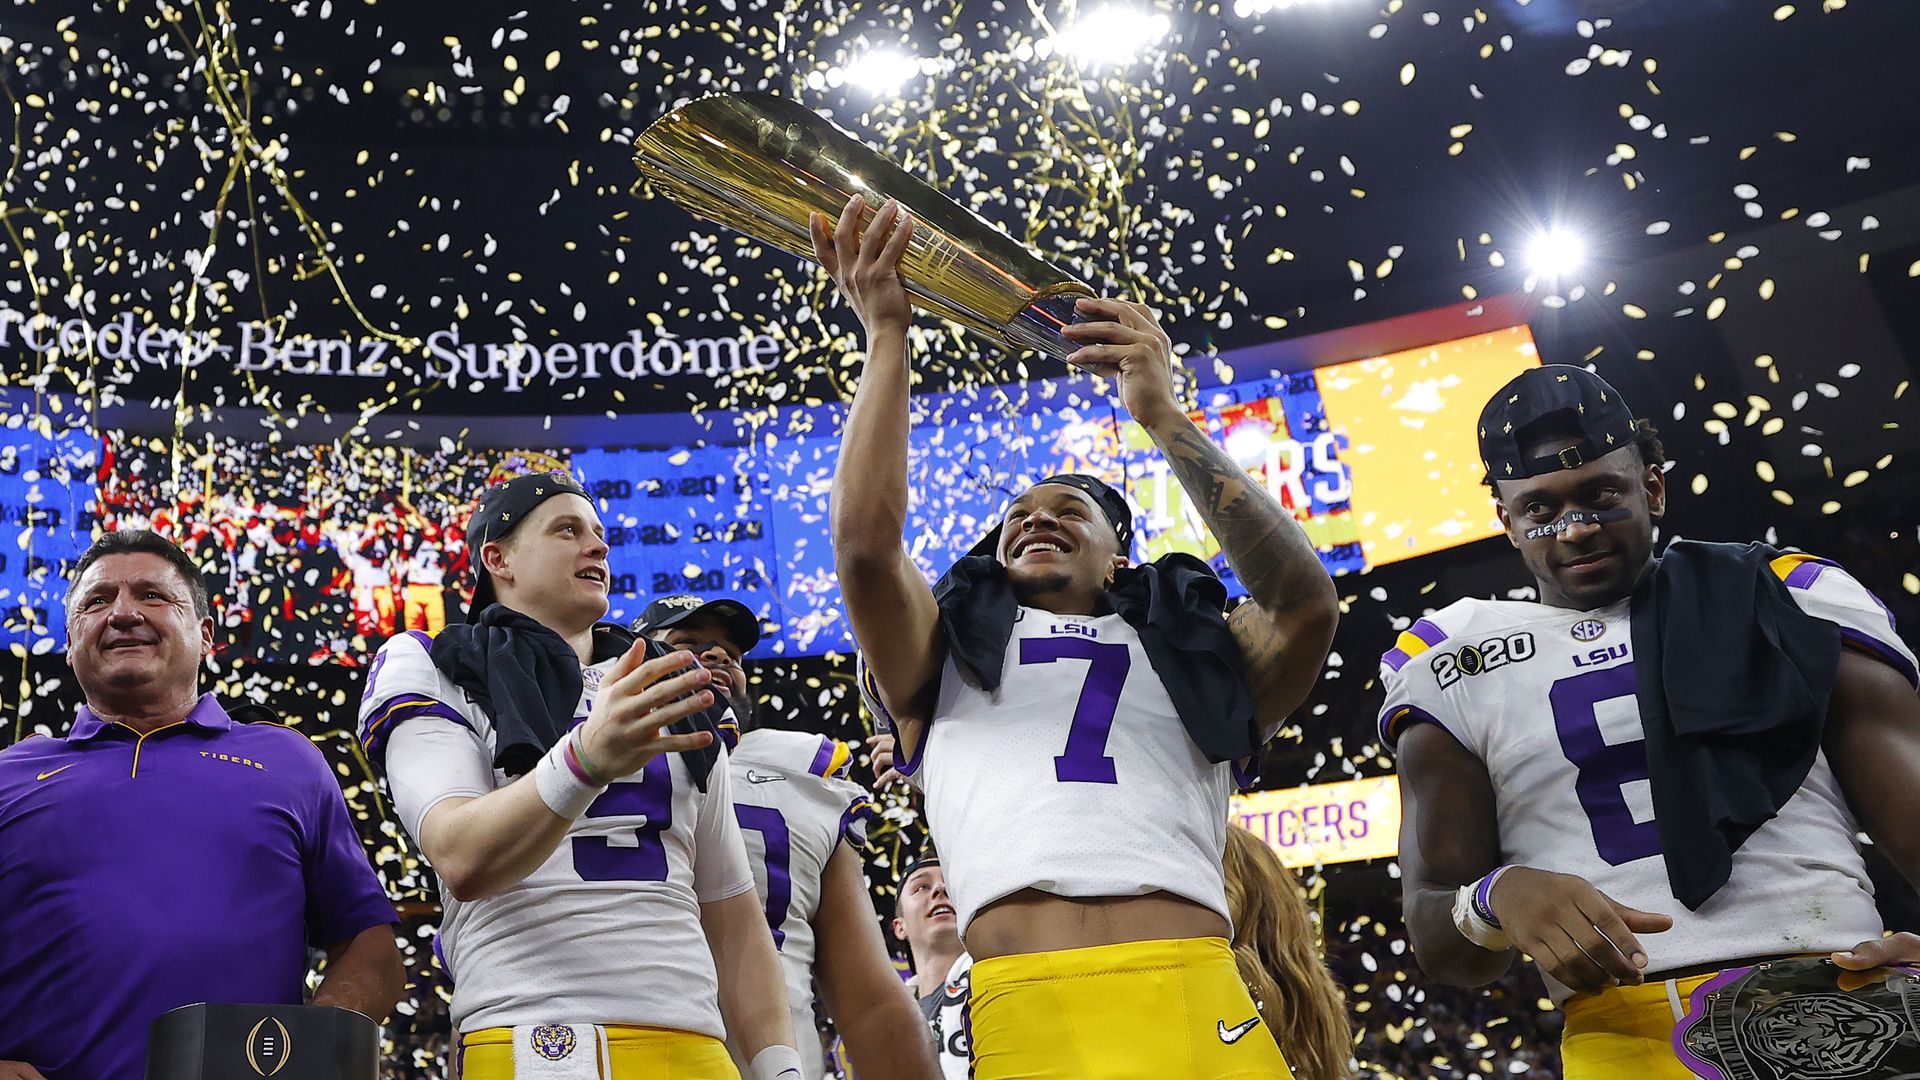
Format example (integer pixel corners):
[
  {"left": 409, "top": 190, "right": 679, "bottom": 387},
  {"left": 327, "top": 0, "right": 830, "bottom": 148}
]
[
  {"left": 812, "top": 196, "right": 1338, "bottom": 1079},
  {"left": 1384, "top": 365, "right": 1920, "bottom": 1079},
  {"left": 357, "top": 473, "right": 805, "bottom": 1080}
]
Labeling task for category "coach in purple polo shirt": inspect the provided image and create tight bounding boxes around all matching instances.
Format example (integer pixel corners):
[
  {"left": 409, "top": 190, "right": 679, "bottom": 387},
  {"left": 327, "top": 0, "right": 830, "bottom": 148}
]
[{"left": 0, "top": 529, "right": 403, "bottom": 1080}]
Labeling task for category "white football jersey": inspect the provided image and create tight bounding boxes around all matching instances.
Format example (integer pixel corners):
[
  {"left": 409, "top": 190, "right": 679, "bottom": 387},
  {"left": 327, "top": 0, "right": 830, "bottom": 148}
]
[
  {"left": 918, "top": 952, "right": 973, "bottom": 1080},
  {"left": 882, "top": 606, "right": 1238, "bottom": 934},
  {"left": 359, "top": 630, "right": 755, "bottom": 1035},
  {"left": 1379, "top": 553, "right": 1917, "bottom": 1002},
  {"left": 725, "top": 729, "right": 878, "bottom": 1080}
]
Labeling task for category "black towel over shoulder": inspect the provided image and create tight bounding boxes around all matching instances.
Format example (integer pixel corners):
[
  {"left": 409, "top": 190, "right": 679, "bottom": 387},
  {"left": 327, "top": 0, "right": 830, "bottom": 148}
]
[
  {"left": 1630, "top": 540, "right": 1842, "bottom": 910},
  {"left": 429, "top": 605, "right": 723, "bottom": 790},
  {"left": 932, "top": 552, "right": 1262, "bottom": 766}
]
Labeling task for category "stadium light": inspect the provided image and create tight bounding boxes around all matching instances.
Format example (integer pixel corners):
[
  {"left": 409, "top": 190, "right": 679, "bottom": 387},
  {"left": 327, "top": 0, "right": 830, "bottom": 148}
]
[
  {"left": 1231, "top": 0, "right": 1286, "bottom": 18},
  {"left": 1229, "top": 0, "right": 1360, "bottom": 20},
  {"left": 840, "top": 49, "right": 923, "bottom": 95},
  {"left": 1052, "top": 6, "right": 1173, "bottom": 66},
  {"left": 1524, "top": 228, "right": 1588, "bottom": 279}
]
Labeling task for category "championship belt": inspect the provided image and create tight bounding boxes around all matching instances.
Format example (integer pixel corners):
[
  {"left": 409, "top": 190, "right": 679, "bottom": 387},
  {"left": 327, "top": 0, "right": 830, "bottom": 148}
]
[
  {"left": 146, "top": 1003, "right": 379, "bottom": 1080},
  {"left": 1673, "top": 957, "right": 1920, "bottom": 1079},
  {"left": 633, "top": 92, "right": 1095, "bottom": 361}
]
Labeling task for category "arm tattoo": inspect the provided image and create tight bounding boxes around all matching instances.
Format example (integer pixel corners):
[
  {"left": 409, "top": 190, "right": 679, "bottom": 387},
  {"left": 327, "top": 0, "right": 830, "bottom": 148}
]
[{"left": 1156, "top": 421, "right": 1328, "bottom": 615}]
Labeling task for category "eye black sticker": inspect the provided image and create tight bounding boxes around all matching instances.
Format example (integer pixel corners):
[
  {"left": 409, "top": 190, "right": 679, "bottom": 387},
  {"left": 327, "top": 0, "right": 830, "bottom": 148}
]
[{"left": 1523, "top": 508, "right": 1631, "bottom": 540}]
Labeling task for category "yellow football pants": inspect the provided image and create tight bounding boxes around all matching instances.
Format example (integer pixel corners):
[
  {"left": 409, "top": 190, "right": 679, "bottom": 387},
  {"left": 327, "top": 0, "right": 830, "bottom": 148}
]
[
  {"left": 459, "top": 1024, "right": 740, "bottom": 1080},
  {"left": 1560, "top": 972, "right": 1720, "bottom": 1080},
  {"left": 969, "top": 936, "right": 1295, "bottom": 1080}
]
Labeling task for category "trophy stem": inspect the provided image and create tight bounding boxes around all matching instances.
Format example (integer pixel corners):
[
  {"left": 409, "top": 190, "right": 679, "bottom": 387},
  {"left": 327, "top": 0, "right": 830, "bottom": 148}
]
[{"left": 1003, "top": 292, "right": 1091, "bottom": 362}]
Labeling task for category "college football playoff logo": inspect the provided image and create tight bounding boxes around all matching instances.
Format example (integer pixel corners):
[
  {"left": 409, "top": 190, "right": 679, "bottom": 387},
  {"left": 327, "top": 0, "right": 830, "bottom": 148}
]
[{"left": 244, "top": 1017, "right": 292, "bottom": 1077}]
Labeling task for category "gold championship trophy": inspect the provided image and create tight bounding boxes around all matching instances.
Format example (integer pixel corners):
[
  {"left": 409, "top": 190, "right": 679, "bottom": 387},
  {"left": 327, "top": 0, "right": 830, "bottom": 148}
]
[{"left": 633, "top": 93, "right": 1094, "bottom": 360}]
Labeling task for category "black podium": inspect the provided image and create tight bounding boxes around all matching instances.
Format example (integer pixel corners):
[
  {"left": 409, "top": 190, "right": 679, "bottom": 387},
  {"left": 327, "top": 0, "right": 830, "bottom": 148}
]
[{"left": 146, "top": 1003, "right": 379, "bottom": 1080}]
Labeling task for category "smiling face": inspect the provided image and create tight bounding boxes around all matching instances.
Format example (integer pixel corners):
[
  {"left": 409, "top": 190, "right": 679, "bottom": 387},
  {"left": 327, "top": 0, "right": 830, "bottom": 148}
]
[
  {"left": 1493, "top": 439, "right": 1664, "bottom": 610},
  {"left": 66, "top": 552, "right": 213, "bottom": 706},
  {"left": 892, "top": 863, "right": 959, "bottom": 957},
  {"left": 654, "top": 612, "right": 750, "bottom": 719},
  {"left": 994, "top": 483, "right": 1128, "bottom": 612},
  {"left": 485, "top": 493, "right": 611, "bottom": 634}
]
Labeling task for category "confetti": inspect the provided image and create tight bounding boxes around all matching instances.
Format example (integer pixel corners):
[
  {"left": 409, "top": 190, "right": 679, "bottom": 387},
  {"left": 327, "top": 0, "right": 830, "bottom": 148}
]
[{"left": 2, "top": 3, "right": 1917, "bottom": 1078}]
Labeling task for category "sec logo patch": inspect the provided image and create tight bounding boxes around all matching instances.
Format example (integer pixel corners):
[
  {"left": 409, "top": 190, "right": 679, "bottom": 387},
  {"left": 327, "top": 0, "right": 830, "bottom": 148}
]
[{"left": 1570, "top": 619, "right": 1607, "bottom": 642}]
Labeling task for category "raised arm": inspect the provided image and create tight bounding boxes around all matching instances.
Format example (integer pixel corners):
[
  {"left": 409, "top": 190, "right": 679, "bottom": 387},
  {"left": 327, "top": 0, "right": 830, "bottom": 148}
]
[
  {"left": 815, "top": 842, "right": 942, "bottom": 1080},
  {"left": 814, "top": 196, "right": 944, "bottom": 749},
  {"left": 1061, "top": 298, "right": 1338, "bottom": 734}
]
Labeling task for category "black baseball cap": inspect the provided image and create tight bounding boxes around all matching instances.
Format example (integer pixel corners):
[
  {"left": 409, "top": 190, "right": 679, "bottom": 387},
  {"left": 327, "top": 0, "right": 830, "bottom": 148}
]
[
  {"left": 464, "top": 471, "right": 593, "bottom": 622},
  {"left": 631, "top": 594, "right": 762, "bottom": 652},
  {"left": 1478, "top": 365, "right": 1640, "bottom": 483},
  {"left": 965, "top": 473, "right": 1135, "bottom": 560}
]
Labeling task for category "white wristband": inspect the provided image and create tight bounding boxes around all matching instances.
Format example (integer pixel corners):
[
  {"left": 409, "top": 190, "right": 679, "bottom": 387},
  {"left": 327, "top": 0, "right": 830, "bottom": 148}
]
[
  {"left": 749, "top": 1045, "right": 805, "bottom": 1080},
  {"left": 1452, "top": 879, "right": 1513, "bottom": 952},
  {"left": 534, "top": 738, "right": 606, "bottom": 819}
]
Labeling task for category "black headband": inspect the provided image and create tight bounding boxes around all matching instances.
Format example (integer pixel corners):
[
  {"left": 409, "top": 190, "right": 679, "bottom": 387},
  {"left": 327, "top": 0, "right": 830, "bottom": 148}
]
[
  {"left": 465, "top": 470, "right": 591, "bottom": 622},
  {"left": 964, "top": 473, "right": 1134, "bottom": 560}
]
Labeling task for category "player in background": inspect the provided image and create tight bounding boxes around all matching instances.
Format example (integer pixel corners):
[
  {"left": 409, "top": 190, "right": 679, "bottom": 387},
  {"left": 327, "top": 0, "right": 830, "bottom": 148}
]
[
  {"left": 358, "top": 473, "right": 804, "bottom": 1080},
  {"left": 636, "top": 594, "right": 941, "bottom": 1080},
  {"left": 815, "top": 193, "right": 1338, "bottom": 1080},
  {"left": 1223, "top": 826, "right": 1353, "bottom": 1080},
  {"left": 1386, "top": 366, "right": 1920, "bottom": 1078},
  {"left": 890, "top": 854, "right": 973, "bottom": 1080}
]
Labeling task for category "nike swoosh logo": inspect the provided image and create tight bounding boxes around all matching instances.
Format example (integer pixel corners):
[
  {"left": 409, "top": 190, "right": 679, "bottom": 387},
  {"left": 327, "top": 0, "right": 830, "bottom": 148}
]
[
  {"left": 1217, "top": 1016, "right": 1262, "bottom": 1044},
  {"left": 36, "top": 764, "right": 76, "bottom": 781},
  {"left": 745, "top": 770, "right": 787, "bottom": 784}
]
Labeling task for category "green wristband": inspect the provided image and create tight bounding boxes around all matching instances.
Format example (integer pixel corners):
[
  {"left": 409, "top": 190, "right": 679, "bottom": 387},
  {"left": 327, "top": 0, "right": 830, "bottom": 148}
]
[{"left": 568, "top": 726, "right": 611, "bottom": 786}]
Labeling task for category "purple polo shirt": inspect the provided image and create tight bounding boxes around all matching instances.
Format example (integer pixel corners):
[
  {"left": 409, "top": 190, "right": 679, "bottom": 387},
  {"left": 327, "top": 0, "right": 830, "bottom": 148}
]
[{"left": 0, "top": 695, "right": 397, "bottom": 1080}]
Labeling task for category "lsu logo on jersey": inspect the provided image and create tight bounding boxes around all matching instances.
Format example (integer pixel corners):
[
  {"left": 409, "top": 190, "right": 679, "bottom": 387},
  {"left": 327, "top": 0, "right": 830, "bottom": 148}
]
[
  {"left": 1431, "top": 632, "right": 1536, "bottom": 689},
  {"left": 1050, "top": 622, "right": 1099, "bottom": 639},
  {"left": 1572, "top": 642, "right": 1630, "bottom": 668}
]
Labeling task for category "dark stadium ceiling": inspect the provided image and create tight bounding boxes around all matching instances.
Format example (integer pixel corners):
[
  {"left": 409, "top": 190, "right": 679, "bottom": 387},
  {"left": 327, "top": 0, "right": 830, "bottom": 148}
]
[{"left": 3, "top": 0, "right": 1918, "bottom": 422}]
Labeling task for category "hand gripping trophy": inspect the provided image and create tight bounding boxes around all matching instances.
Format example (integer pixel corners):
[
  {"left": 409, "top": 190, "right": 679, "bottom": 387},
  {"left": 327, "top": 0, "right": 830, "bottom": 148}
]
[{"left": 633, "top": 92, "right": 1095, "bottom": 360}]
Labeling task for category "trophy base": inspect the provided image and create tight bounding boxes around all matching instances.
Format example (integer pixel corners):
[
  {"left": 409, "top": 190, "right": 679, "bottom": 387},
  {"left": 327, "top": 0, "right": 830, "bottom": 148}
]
[
  {"left": 1672, "top": 958, "right": 1920, "bottom": 1079},
  {"left": 147, "top": 1003, "right": 379, "bottom": 1080}
]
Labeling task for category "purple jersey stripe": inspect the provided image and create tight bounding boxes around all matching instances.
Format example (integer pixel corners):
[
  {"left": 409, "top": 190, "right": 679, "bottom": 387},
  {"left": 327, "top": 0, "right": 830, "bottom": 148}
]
[
  {"left": 838, "top": 798, "right": 880, "bottom": 845},
  {"left": 1379, "top": 703, "right": 1452, "bottom": 749},
  {"left": 431, "top": 932, "right": 453, "bottom": 987},
  {"left": 362, "top": 698, "right": 474, "bottom": 760},
  {"left": 404, "top": 629, "right": 433, "bottom": 650},
  {"left": 1382, "top": 647, "right": 1414, "bottom": 673},
  {"left": 808, "top": 736, "right": 838, "bottom": 778},
  {"left": 1231, "top": 753, "right": 1262, "bottom": 790},
  {"left": 1840, "top": 628, "right": 1920, "bottom": 689},
  {"left": 864, "top": 666, "right": 927, "bottom": 778},
  {"left": 1864, "top": 587, "right": 1898, "bottom": 631},
  {"left": 1781, "top": 558, "right": 1835, "bottom": 590},
  {"left": 1407, "top": 618, "right": 1448, "bottom": 647}
]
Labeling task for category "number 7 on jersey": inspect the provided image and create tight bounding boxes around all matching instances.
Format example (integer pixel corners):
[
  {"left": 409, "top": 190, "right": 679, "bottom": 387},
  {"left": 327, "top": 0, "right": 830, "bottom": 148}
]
[{"left": 1019, "top": 636, "right": 1130, "bottom": 784}]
